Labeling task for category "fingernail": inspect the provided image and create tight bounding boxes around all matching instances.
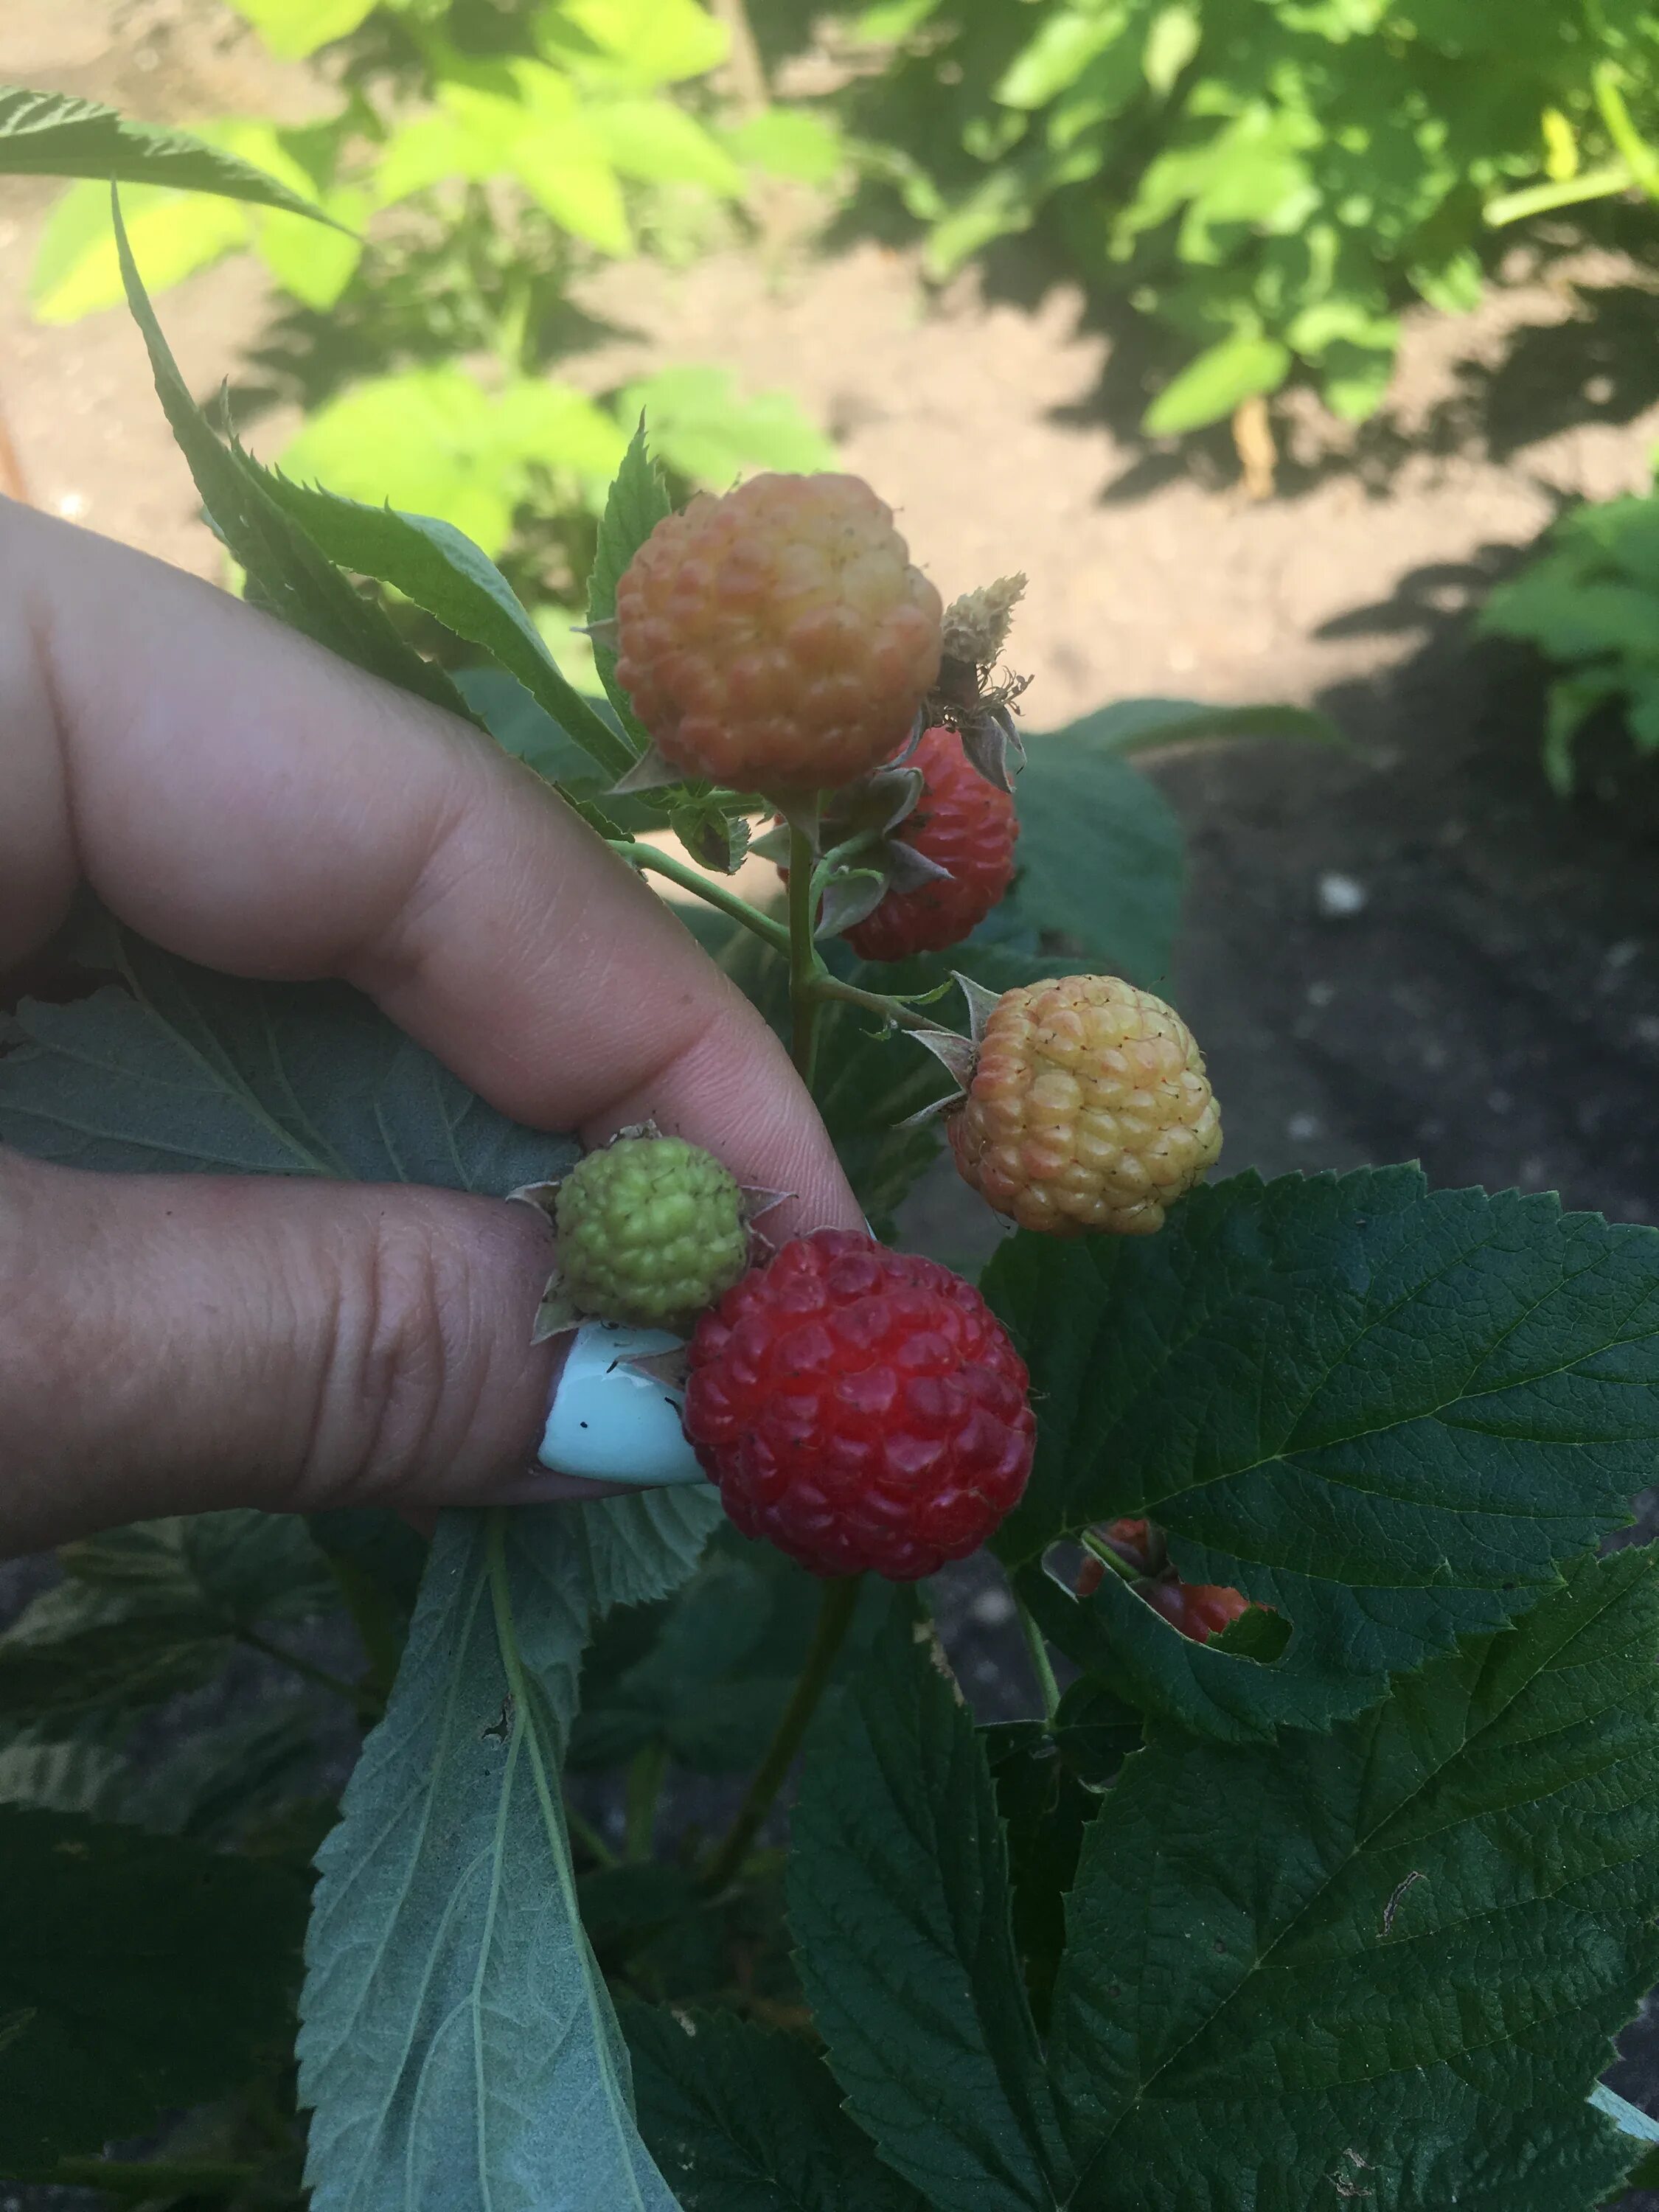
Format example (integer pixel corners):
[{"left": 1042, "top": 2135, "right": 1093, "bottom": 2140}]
[{"left": 532, "top": 1321, "right": 707, "bottom": 1489}]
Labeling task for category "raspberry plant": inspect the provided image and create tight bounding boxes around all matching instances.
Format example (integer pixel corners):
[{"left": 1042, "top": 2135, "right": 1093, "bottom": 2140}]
[{"left": 4, "top": 110, "right": 1659, "bottom": 2212}]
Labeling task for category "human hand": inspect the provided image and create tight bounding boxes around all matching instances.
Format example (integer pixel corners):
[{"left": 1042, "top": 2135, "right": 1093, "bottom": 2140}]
[{"left": 0, "top": 501, "right": 860, "bottom": 1554}]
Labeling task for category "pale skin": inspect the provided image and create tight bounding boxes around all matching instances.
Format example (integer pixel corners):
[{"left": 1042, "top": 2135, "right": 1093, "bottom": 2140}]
[{"left": 0, "top": 500, "right": 861, "bottom": 1556}]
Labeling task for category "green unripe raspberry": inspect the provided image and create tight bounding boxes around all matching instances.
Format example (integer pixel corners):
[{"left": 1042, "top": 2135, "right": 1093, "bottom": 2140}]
[{"left": 554, "top": 1135, "right": 749, "bottom": 1332}]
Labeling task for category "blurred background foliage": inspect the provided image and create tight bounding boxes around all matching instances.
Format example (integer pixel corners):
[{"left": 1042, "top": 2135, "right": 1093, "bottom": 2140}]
[{"left": 27, "top": 0, "right": 1659, "bottom": 779}]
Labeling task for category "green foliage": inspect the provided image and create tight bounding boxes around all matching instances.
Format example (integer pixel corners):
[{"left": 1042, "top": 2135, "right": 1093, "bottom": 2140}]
[
  {"left": 1048, "top": 1545, "right": 1659, "bottom": 2208},
  {"left": 297, "top": 1498, "right": 717, "bottom": 2212},
  {"left": 4, "top": 178, "right": 1659, "bottom": 2212},
  {"left": 0, "top": 1807, "right": 307, "bottom": 2171},
  {"left": 790, "top": 1594, "right": 1070, "bottom": 2211},
  {"left": 26, "top": 0, "right": 841, "bottom": 629},
  {"left": 987, "top": 1166, "right": 1659, "bottom": 1737},
  {"left": 797, "top": 0, "right": 1659, "bottom": 434},
  {"left": 1480, "top": 479, "right": 1659, "bottom": 790}
]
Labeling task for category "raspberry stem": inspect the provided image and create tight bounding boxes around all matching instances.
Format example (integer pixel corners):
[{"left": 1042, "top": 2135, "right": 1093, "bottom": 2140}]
[
  {"left": 698, "top": 1573, "right": 862, "bottom": 1896},
  {"left": 787, "top": 820, "right": 823, "bottom": 1083},
  {"left": 1080, "top": 1528, "right": 1145, "bottom": 1587},
  {"left": 608, "top": 840, "right": 791, "bottom": 956}
]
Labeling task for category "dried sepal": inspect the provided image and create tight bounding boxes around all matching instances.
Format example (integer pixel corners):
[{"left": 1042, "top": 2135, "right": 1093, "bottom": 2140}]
[
  {"left": 532, "top": 1278, "right": 582, "bottom": 1344},
  {"left": 942, "top": 574, "right": 1026, "bottom": 669},
  {"left": 611, "top": 743, "right": 686, "bottom": 796}
]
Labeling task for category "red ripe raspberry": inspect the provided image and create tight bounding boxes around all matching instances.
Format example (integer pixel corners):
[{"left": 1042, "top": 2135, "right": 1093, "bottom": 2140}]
[
  {"left": 613, "top": 473, "right": 942, "bottom": 790},
  {"left": 844, "top": 726, "right": 1018, "bottom": 961},
  {"left": 682, "top": 1229, "right": 1035, "bottom": 1579},
  {"left": 1144, "top": 1579, "right": 1253, "bottom": 1644}
]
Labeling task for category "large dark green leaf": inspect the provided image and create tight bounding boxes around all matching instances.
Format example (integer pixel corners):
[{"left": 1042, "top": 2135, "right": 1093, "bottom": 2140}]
[
  {"left": 1050, "top": 1547, "right": 1659, "bottom": 2211},
  {"left": 1048, "top": 698, "right": 1339, "bottom": 759},
  {"left": 0, "top": 1805, "right": 307, "bottom": 2168},
  {"left": 60, "top": 1509, "right": 335, "bottom": 1626},
  {"left": 0, "top": 85, "right": 339, "bottom": 223},
  {"left": 0, "top": 1612, "right": 229, "bottom": 1724},
  {"left": 1007, "top": 724, "right": 1184, "bottom": 987},
  {"left": 113, "top": 190, "right": 468, "bottom": 723},
  {"left": 625, "top": 2006, "right": 930, "bottom": 2212},
  {"left": 0, "top": 914, "right": 572, "bottom": 1192},
  {"left": 788, "top": 1593, "right": 1069, "bottom": 2212},
  {"left": 987, "top": 1168, "right": 1659, "bottom": 1739}
]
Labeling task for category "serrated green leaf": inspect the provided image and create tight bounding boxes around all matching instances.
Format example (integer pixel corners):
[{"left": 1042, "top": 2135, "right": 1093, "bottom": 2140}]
[
  {"left": 542, "top": 0, "right": 731, "bottom": 86},
  {"left": 0, "top": 83, "right": 342, "bottom": 219},
  {"left": 0, "top": 1806, "right": 307, "bottom": 2168},
  {"left": 258, "top": 472, "right": 636, "bottom": 780},
  {"left": 60, "top": 1509, "right": 336, "bottom": 1627},
  {"left": 297, "top": 1493, "right": 718, "bottom": 2212},
  {"left": 588, "top": 416, "right": 675, "bottom": 759},
  {"left": 789, "top": 1593, "right": 1070, "bottom": 2211},
  {"left": 988, "top": 1168, "right": 1659, "bottom": 1739},
  {"left": 1143, "top": 335, "right": 1290, "bottom": 437},
  {"left": 0, "top": 914, "right": 574, "bottom": 1192},
  {"left": 0, "top": 1614, "right": 232, "bottom": 1725},
  {"left": 130, "top": 1703, "right": 327, "bottom": 1846},
  {"left": 591, "top": 98, "right": 745, "bottom": 192},
  {"left": 112, "top": 193, "right": 470, "bottom": 724},
  {"left": 0, "top": 1731, "right": 130, "bottom": 1820},
  {"left": 1049, "top": 1548, "right": 1659, "bottom": 2210},
  {"left": 626, "top": 2006, "right": 931, "bottom": 2211}
]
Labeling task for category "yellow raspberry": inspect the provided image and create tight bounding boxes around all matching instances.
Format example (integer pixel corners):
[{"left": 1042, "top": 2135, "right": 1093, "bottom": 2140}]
[
  {"left": 612, "top": 473, "right": 943, "bottom": 790},
  {"left": 948, "top": 975, "right": 1222, "bottom": 1237}
]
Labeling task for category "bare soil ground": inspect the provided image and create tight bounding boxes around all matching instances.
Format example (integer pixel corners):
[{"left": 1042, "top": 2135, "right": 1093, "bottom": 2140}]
[{"left": 9, "top": 1, "right": 1659, "bottom": 2199}]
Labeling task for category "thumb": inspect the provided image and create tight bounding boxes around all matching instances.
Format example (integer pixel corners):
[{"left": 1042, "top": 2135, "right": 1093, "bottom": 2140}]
[{"left": 0, "top": 1152, "right": 588, "bottom": 1553}]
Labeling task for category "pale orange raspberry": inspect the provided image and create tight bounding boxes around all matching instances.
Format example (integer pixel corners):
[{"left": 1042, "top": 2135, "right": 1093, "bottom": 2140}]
[
  {"left": 948, "top": 974, "right": 1221, "bottom": 1236},
  {"left": 613, "top": 473, "right": 942, "bottom": 790}
]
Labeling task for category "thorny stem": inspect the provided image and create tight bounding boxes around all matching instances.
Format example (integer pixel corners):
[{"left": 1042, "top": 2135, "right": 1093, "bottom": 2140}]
[
  {"left": 1016, "top": 1593, "right": 1062, "bottom": 1725},
  {"left": 698, "top": 1574, "right": 861, "bottom": 1894},
  {"left": 787, "top": 820, "right": 822, "bottom": 1083},
  {"left": 608, "top": 839, "right": 791, "bottom": 955}
]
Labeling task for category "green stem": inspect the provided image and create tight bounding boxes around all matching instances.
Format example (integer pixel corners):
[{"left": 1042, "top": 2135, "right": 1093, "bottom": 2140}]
[
  {"left": 1016, "top": 1593, "right": 1062, "bottom": 1725},
  {"left": 609, "top": 840, "right": 791, "bottom": 954},
  {"left": 1080, "top": 1528, "right": 1144, "bottom": 1587},
  {"left": 699, "top": 1575, "right": 860, "bottom": 1893},
  {"left": 787, "top": 820, "right": 822, "bottom": 1084},
  {"left": 625, "top": 1742, "right": 669, "bottom": 1861},
  {"left": 809, "top": 971, "right": 937, "bottom": 1032},
  {"left": 235, "top": 1625, "right": 371, "bottom": 1714}
]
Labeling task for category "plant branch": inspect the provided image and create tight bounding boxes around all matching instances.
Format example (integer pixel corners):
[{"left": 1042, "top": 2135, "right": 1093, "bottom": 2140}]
[
  {"left": 625, "top": 1741, "right": 669, "bottom": 1860},
  {"left": 809, "top": 972, "right": 939, "bottom": 1032},
  {"left": 1080, "top": 1528, "right": 1144, "bottom": 1586},
  {"left": 698, "top": 1574, "right": 860, "bottom": 1893},
  {"left": 564, "top": 1792, "right": 619, "bottom": 1871},
  {"left": 236, "top": 1625, "right": 372, "bottom": 1714},
  {"left": 610, "top": 840, "right": 791, "bottom": 954},
  {"left": 787, "top": 820, "right": 822, "bottom": 1083}
]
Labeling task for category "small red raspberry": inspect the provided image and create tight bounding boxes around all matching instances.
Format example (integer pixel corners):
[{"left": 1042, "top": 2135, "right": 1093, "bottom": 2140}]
[
  {"left": 682, "top": 1229, "right": 1034, "bottom": 1579},
  {"left": 613, "top": 473, "right": 943, "bottom": 790},
  {"left": 1144, "top": 1579, "right": 1254, "bottom": 1644},
  {"left": 844, "top": 726, "right": 1018, "bottom": 961},
  {"left": 949, "top": 974, "right": 1221, "bottom": 1236}
]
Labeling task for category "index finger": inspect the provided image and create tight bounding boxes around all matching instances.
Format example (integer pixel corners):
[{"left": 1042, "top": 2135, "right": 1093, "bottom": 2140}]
[{"left": 0, "top": 501, "right": 860, "bottom": 1239}]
